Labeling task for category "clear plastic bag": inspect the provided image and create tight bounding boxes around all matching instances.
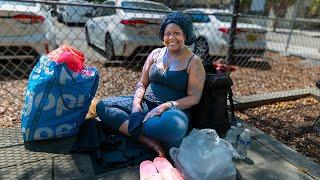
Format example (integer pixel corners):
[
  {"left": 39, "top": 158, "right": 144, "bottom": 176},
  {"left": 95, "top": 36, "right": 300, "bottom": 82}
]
[{"left": 170, "top": 129, "right": 238, "bottom": 180}]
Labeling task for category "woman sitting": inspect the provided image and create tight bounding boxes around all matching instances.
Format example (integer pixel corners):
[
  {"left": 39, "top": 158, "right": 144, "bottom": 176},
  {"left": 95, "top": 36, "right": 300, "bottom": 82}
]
[{"left": 96, "top": 11, "right": 206, "bottom": 156}]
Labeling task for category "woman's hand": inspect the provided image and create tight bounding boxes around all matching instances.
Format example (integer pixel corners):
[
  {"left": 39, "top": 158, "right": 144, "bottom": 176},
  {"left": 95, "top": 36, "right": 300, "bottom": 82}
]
[{"left": 143, "top": 103, "right": 170, "bottom": 122}]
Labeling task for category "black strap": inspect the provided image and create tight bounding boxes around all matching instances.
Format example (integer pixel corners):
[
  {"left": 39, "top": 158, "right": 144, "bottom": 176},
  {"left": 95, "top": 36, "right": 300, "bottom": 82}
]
[
  {"left": 185, "top": 54, "right": 195, "bottom": 70},
  {"left": 227, "top": 87, "right": 237, "bottom": 126}
]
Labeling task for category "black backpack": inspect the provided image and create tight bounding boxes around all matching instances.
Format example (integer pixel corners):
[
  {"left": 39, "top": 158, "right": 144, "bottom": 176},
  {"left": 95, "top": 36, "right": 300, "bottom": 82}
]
[{"left": 191, "top": 73, "right": 235, "bottom": 136}]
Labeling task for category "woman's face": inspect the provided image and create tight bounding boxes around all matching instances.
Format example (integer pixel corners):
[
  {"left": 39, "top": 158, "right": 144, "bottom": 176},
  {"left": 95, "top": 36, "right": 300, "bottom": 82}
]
[{"left": 163, "top": 23, "right": 186, "bottom": 53}]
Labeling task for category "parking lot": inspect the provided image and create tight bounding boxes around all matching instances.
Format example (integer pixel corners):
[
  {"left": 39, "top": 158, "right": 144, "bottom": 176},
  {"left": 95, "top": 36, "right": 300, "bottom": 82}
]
[{"left": 54, "top": 14, "right": 320, "bottom": 64}]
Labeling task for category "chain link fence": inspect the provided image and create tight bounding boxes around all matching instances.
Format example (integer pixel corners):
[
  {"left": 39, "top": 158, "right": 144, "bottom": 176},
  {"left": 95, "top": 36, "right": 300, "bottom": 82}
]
[{"left": 0, "top": 0, "right": 319, "bottom": 127}]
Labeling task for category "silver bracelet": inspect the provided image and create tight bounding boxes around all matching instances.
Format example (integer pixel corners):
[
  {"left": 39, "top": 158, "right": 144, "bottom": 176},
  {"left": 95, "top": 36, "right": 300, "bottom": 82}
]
[{"left": 168, "top": 101, "right": 175, "bottom": 108}]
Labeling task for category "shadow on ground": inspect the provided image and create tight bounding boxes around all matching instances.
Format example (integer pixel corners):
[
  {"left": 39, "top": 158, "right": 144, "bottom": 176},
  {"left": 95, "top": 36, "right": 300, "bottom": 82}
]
[{"left": 24, "top": 136, "right": 76, "bottom": 155}]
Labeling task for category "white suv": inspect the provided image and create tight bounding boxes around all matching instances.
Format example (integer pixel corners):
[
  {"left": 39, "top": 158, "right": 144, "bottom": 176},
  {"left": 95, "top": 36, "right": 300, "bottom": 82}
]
[{"left": 85, "top": 0, "right": 171, "bottom": 60}]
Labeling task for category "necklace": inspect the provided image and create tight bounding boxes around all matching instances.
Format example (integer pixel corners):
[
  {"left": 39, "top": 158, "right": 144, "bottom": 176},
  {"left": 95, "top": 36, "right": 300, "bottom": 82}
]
[{"left": 163, "top": 46, "right": 186, "bottom": 74}]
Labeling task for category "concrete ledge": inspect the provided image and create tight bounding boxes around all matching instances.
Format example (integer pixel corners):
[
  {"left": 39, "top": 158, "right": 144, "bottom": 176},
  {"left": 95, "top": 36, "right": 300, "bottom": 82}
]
[
  {"left": 231, "top": 87, "right": 318, "bottom": 110},
  {"left": 235, "top": 140, "right": 313, "bottom": 180},
  {"left": 240, "top": 120, "right": 320, "bottom": 179}
]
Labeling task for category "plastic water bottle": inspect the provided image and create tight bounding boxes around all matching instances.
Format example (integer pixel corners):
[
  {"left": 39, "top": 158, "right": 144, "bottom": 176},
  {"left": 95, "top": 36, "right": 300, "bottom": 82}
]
[
  {"left": 225, "top": 126, "right": 238, "bottom": 148},
  {"left": 236, "top": 128, "right": 251, "bottom": 160},
  {"left": 235, "top": 123, "right": 243, "bottom": 140}
]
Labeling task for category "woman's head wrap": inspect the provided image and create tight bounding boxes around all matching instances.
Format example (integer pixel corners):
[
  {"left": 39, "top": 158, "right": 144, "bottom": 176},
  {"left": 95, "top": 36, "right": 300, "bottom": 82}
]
[{"left": 159, "top": 11, "right": 195, "bottom": 46}]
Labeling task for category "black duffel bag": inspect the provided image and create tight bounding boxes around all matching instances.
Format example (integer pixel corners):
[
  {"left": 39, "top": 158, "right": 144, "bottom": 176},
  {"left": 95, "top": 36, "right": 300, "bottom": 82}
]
[{"left": 191, "top": 73, "right": 235, "bottom": 136}]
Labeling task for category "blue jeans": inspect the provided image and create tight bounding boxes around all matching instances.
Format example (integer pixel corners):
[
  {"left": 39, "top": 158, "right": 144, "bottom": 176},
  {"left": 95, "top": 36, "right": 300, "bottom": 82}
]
[{"left": 96, "top": 96, "right": 189, "bottom": 147}]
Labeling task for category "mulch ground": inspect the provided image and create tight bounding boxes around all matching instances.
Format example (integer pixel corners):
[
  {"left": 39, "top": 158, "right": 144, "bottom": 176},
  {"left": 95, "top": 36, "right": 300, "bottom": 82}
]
[{"left": 0, "top": 51, "right": 319, "bottom": 163}]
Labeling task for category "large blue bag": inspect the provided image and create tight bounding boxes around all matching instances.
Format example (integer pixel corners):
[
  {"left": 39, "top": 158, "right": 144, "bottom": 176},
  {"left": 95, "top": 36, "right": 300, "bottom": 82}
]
[{"left": 21, "top": 55, "right": 99, "bottom": 142}]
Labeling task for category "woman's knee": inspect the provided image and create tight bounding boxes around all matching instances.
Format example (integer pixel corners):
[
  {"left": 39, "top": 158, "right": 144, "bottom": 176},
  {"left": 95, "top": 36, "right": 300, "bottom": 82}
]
[
  {"left": 162, "top": 109, "right": 189, "bottom": 134},
  {"left": 143, "top": 110, "right": 189, "bottom": 144}
]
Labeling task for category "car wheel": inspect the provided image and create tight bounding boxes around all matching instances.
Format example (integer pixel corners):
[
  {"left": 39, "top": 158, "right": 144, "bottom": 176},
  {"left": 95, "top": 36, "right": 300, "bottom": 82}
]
[
  {"left": 85, "top": 28, "right": 92, "bottom": 46},
  {"left": 105, "top": 34, "right": 114, "bottom": 60},
  {"left": 194, "top": 37, "right": 209, "bottom": 60}
]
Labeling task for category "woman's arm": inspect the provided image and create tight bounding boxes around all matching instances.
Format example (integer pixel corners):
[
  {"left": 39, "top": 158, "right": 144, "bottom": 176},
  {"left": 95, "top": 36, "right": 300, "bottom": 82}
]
[
  {"left": 132, "top": 49, "right": 158, "bottom": 112},
  {"left": 172, "top": 55, "right": 206, "bottom": 109}
]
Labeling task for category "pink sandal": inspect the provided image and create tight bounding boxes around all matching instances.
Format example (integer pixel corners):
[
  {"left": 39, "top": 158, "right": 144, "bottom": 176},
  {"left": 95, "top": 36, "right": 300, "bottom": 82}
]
[
  {"left": 140, "top": 160, "right": 163, "bottom": 180},
  {"left": 153, "top": 157, "right": 184, "bottom": 180}
]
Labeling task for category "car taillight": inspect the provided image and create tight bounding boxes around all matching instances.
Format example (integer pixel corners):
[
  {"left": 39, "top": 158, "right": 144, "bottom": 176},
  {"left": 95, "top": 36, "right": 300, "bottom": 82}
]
[
  {"left": 120, "top": 19, "right": 148, "bottom": 27},
  {"left": 218, "top": 27, "right": 229, "bottom": 33},
  {"left": 218, "top": 27, "right": 246, "bottom": 34},
  {"left": 13, "top": 14, "right": 45, "bottom": 24}
]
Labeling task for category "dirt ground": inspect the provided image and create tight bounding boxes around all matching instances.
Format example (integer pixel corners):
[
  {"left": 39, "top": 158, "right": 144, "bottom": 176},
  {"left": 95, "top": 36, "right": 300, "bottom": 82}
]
[{"left": 0, "top": 51, "right": 319, "bottom": 163}]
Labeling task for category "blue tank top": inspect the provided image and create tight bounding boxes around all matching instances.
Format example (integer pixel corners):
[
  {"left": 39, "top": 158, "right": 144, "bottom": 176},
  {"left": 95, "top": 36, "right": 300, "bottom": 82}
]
[{"left": 144, "top": 48, "right": 194, "bottom": 105}]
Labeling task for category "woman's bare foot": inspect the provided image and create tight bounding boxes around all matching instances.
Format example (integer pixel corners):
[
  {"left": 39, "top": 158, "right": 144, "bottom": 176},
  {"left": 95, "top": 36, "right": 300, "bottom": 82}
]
[
  {"left": 139, "top": 136, "right": 165, "bottom": 157},
  {"left": 118, "top": 121, "right": 165, "bottom": 156}
]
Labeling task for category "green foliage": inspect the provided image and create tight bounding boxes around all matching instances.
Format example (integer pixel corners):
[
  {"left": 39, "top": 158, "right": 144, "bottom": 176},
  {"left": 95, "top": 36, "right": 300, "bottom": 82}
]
[
  {"left": 265, "top": 0, "right": 295, "bottom": 17},
  {"left": 309, "top": 0, "right": 320, "bottom": 15}
]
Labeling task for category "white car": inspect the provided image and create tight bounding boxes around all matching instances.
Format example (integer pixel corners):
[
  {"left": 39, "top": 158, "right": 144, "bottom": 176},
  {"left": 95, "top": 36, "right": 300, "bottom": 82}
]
[
  {"left": 0, "top": 1, "right": 57, "bottom": 65},
  {"left": 85, "top": 0, "right": 171, "bottom": 60},
  {"left": 57, "top": 0, "right": 93, "bottom": 25},
  {"left": 184, "top": 8, "right": 266, "bottom": 60}
]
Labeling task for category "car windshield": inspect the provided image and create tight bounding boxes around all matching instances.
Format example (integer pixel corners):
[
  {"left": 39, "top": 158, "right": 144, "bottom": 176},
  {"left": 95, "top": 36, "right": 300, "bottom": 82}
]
[
  {"left": 186, "top": 11, "right": 210, "bottom": 23},
  {"left": 186, "top": 10, "right": 253, "bottom": 24},
  {"left": 121, "top": 1, "right": 171, "bottom": 13}
]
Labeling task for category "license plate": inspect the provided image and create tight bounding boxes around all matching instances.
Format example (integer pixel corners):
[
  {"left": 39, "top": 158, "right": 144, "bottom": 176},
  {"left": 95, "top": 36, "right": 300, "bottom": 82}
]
[{"left": 246, "top": 34, "right": 257, "bottom": 42}]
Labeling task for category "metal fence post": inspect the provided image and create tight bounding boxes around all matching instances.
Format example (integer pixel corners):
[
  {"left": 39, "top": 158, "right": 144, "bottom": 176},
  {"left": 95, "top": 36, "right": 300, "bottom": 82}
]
[
  {"left": 285, "top": 0, "right": 298, "bottom": 54},
  {"left": 273, "top": 19, "right": 277, "bottom": 32},
  {"left": 226, "top": 0, "right": 240, "bottom": 64}
]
